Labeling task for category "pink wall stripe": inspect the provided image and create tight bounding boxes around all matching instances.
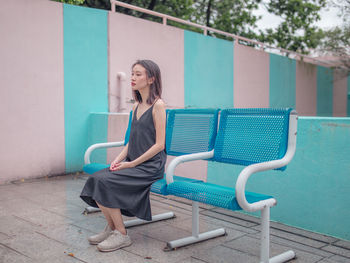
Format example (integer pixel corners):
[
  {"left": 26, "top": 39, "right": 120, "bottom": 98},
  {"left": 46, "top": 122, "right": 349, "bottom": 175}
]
[
  {"left": 333, "top": 71, "right": 348, "bottom": 117},
  {"left": 0, "top": 0, "right": 65, "bottom": 183},
  {"left": 109, "top": 13, "right": 185, "bottom": 112},
  {"left": 234, "top": 44, "right": 269, "bottom": 108},
  {"left": 296, "top": 61, "right": 317, "bottom": 116}
]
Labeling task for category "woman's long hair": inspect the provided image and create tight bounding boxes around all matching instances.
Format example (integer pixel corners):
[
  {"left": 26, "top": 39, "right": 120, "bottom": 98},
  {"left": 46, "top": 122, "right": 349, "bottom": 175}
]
[{"left": 132, "top": 60, "right": 162, "bottom": 104}]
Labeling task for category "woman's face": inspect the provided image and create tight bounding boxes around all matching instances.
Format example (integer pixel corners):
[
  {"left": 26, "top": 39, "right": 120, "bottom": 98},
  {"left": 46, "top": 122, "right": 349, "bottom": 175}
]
[{"left": 131, "top": 64, "right": 152, "bottom": 91}]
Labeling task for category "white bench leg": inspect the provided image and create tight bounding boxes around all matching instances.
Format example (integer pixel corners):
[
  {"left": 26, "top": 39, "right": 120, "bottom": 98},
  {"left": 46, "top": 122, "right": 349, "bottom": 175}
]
[
  {"left": 260, "top": 207, "right": 296, "bottom": 263},
  {"left": 84, "top": 207, "right": 175, "bottom": 227},
  {"left": 124, "top": 212, "right": 175, "bottom": 227},
  {"left": 165, "top": 201, "right": 226, "bottom": 250}
]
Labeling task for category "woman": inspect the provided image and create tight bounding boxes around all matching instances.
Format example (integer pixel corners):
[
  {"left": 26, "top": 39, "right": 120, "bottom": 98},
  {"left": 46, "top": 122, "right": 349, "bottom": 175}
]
[{"left": 80, "top": 59, "right": 167, "bottom": 252}]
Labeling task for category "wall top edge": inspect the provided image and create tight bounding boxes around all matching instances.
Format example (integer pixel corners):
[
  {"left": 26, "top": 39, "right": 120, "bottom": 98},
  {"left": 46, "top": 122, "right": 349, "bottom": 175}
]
[
  {"left": 299, "top": 117, "right": 350, "bottom": 121},
  {"left": 90, "top": 112, "right": 129, "bottom": 116}
]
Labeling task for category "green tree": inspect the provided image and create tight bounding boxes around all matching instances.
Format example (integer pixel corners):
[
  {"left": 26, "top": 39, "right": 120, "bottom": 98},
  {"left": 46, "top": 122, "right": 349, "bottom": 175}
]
[
  {"left": 191, "top": 0, "right": 261, "bottom": 39},
  {"left": 258, "top": 0, "right": 326, "bottom": 53},
  {"left": 317, "top": 0, "right": 350, "bottom": 73}
]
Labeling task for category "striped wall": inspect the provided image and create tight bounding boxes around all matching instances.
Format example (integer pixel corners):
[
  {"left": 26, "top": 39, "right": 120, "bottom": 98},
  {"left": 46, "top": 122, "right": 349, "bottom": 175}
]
[{"left": 1, "top": 0, "right": 350, "bottom": 241}]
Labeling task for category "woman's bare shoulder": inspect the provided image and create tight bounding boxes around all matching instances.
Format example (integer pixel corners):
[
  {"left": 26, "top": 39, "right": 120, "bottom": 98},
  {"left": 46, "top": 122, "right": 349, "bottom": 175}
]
[{"left": 154, "top": 99, "right": 166, "bottom": 109}]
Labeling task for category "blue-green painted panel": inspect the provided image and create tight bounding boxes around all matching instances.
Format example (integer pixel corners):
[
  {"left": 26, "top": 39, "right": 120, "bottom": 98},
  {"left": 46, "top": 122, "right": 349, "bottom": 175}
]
[
  {"left": 207, "top": 117, "right": 350, "bottom": 241},
  {"left": 184, "top": 31, "right": 234, "bottom": 108},
  {"left": 317, "top": 66, "right": 333, "bottom": 116},
  {"left": 64, "top": 4, "right": 108, "bottom": 172},
  {"left": 269, "top": 54, "right": 296, "bottom": 108},
  {"left": 88, "top": 113, "right": 109, "bottom": 164}
]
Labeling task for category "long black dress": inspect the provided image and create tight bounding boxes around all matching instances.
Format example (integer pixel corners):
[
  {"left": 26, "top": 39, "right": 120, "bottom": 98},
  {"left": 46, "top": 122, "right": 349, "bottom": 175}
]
[{"left": 80, "top": 103, "right": 166, "bottom": 221}]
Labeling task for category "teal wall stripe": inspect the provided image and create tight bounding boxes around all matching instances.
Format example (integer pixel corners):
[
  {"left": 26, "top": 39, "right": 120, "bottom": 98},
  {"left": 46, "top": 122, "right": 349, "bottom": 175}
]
[
  {"left": 207, "top": 117, "right": 350, "bottom": 241},
  {"left": 269, "top": 54, "right": 296, "bottom": 108},
  {"left": 184, "top": 31, "right": 234, "bottom": 108},
  {"left": 317, "top": 66, "right": 333, "bottom": 116},
  {"left": 88, "top": 113, "right": 109, "bottom": 164},
  {"left": 64, "top": 4, "right": 108, "bottom": 172}
]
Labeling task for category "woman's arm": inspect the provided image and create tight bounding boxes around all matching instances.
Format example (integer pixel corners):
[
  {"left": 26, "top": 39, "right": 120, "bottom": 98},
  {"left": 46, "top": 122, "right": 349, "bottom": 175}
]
[
  {"left": 110, "top": 104, "right": 137, "bottom": 170},
  {"left": 111, "top": 100, "right": 166, "bottom": 171}
]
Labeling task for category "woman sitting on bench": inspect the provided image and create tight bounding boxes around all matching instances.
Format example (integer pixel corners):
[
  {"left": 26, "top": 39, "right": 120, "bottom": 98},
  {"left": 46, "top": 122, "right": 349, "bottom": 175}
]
[{"left": 80, "top": 59, "right": 167, "bottom": 252}]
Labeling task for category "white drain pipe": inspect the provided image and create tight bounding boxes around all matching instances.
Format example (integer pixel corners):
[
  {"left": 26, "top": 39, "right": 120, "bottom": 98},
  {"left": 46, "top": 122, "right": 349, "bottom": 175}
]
[{"left": 117, "top": 72, "right": 126, "bottom": 112}]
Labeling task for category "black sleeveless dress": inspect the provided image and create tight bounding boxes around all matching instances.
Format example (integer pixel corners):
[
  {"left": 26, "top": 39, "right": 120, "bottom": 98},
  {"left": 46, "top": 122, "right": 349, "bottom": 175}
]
[{"left": 80, "top": 103, "right": 166, "bottom": 221}]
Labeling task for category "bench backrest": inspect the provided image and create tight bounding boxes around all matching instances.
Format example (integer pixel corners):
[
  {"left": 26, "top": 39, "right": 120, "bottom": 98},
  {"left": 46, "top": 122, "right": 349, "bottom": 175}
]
[
  {"left": 165, "top": 109, "right": 219, "bottom": 156},
  {"left": 123, "top": 109, "right": 219, "bottom": 156},
  {"left": 213, "top": 108, "right": 292, "bottom": 169}
]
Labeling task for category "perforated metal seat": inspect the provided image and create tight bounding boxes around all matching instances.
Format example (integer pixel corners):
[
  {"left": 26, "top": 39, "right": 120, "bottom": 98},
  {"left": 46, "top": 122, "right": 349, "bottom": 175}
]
[{"left": 167, "top": 180, "right": 272, "bottom": 210}]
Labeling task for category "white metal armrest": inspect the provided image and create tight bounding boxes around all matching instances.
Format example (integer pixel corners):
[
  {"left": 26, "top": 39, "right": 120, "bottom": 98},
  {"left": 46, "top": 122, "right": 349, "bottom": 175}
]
[
  {"left": 165, "top": 150, "right": 214, "bottom": 184},
  {"left": 84, "top": 141, "right": 125, "bottom": 165},
  {"left": 235, "top": 111, "right": 298, "bottom": 212}
]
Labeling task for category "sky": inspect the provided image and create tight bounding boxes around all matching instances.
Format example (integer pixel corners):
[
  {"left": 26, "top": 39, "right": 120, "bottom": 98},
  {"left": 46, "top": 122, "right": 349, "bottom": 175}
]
[{"left": 253, "top": 2, "right": 344, "bottom": 31}]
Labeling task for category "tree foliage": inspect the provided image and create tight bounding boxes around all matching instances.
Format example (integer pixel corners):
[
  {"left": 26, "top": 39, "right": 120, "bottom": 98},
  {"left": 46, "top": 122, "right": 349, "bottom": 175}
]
[
  {"left": 317, "top": 0, "right": 350, "bottom": 73},
  {"left": 191, "top": 0, "right": 261, "bottom": 39},
  {"left": 258, "top": 0, "right": 326, "bottom": 53}
]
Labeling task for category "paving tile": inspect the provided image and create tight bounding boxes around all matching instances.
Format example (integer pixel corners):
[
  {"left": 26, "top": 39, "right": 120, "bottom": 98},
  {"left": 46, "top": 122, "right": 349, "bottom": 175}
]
[
  {"left": 136, "top": 223, "right": 192, "bottom": 243},
  {"left": 176, "top": 256, "right": 208, "bottom": 263},
  {"left": 69, "top": 245, "right": 156, "bottom": 263},
  {"left": 163, "top": 216, "right": 246, "bottom": 244},
  {"left": 0, "top": 215, "right": 43, "bottom": 237},
  {"left": 0, "top": 244, "right": 34, "bottom": 263},
  {"left": 251, "top": 224, "right": 338, "bottom": 245},
  {"left": 328, "top": 254, "right": 350, "bottom": 263},
  {"left": 210, "top": 208, "right": 261, "bottom": 224},
  {"left": 322, "top": 245, "right": 350, "bottom": 258},
  {"left": 71, "top": 215, "right": 108, "bottom": 234},
  {"left": 42, "top": 203, "right": 88, "bottom": 222},
  {"left": 333, "top": 240, "right": 350, "bottom": 250},
  {"left": 35, "top": 223, "right": 96, "bottom": 250},
  {"left": 200, "top": 210, "right": 258, "bottom": 228},
  {"left": 202, "top": 215, "right": 259, "bottom": 235},
  {"left": 1, "top": 195, "right": 43, "bottom": 215},
  {"left": 0, "top": 185, "right": 25, "bottom": 201},
  {"left": 1, "top": 231, "right": 71, "bottom": 261},
  {"left": 263, "top": 234, "right": 334, "bottom": 258},
  {"left": 251, "top": 227, "right": 328, "bottom": 249},
  {"left": 316, "top": 258, "right": 341, "bottom": 263},
  {"left": 193, "top": 244, "right": 258, "bottom": 263},
  {"left": 11, "top": 207, "right": 74, "bottom": 228},
  {"left": 223, "top": 235, "right": 324, "bottom": 262},
  {"left": 151, "top": 198, "right": 194, "bottom": 213},
  {"left": 123, "top": 233, "right": 194, "bottom": 263}
]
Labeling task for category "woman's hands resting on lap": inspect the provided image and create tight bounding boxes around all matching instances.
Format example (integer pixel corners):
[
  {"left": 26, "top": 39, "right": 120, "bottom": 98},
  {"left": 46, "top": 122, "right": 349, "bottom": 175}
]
[{"left": 110, "top": 160, "right": 135, "bottom": 171}]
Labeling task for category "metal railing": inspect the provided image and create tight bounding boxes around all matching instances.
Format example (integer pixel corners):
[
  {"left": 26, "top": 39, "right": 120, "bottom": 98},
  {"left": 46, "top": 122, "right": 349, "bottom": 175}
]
[{"left": 110, "top": 0, "right": 335, "bottom": 68}]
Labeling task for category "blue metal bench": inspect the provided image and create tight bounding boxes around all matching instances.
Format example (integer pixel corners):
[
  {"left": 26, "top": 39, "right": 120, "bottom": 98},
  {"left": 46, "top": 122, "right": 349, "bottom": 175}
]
[
  {"left": 165, "top": 108, "right": 298, "bottom": 263},
  {"left": 83, "top": 108, "right": 219, "bottom": 227}
]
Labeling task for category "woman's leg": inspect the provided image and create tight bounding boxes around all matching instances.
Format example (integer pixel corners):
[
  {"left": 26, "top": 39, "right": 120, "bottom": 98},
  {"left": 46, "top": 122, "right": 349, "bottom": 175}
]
[
  {"left": 96, "top": 202, "right": 115, "bottom": 230},
  {"left": 108, "top": 208, "right": 127, "bottom": 235}
]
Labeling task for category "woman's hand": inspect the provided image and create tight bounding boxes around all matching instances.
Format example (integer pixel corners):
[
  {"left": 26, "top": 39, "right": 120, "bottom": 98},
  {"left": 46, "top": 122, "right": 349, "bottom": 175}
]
[{"left": 110, "top": 161, "right": 135, "bottom": 171}]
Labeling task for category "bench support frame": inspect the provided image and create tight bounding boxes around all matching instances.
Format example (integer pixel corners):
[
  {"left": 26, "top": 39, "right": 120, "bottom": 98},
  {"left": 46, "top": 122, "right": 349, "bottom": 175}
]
[{"left": 166, "top": 201, "right": 226, "bottom": 250}]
